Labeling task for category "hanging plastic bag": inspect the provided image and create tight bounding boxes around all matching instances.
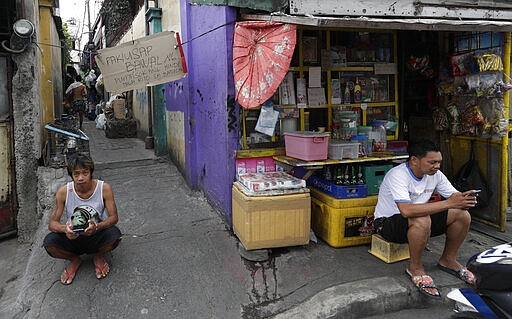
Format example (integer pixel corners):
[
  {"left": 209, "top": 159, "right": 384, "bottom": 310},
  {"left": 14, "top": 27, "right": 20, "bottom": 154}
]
[
  {"left": 452, "top": 143, "right": 491, "bottom": 208},
  {"left": 95, "top": 113, "right": 106, "bottom": 130},
  {"left": 255, "top": 101, "right": 279, "bottom": 137}
]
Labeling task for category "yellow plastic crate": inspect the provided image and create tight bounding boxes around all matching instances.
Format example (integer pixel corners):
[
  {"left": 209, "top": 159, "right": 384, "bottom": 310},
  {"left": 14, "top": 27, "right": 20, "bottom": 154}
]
[
  {"left": 309, "top": 187, "right": 378, "bottom": 208},
  {"left": 369, "top": 234, "right": 410, "bottom": 263},
  {"left": 232, "top": 184, "right": 311, "bottom": 250},
  {"left": 311, "top": 197, "right": 374, "bottom": 248}
]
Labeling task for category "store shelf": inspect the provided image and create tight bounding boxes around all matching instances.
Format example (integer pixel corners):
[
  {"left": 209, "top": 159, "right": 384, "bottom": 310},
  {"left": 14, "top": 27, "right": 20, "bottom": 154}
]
[
  {"left": 240, "top": 28, "right": 400, "bottom": 150},
  {"left": 273, "top": 152, "right": 408, "bottom": 168}
]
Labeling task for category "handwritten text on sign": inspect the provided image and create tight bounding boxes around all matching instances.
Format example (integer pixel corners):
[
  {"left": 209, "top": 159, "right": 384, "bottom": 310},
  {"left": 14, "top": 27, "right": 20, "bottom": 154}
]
[{"left": 95, "top": 31, "right": 185, "bottom": 93}]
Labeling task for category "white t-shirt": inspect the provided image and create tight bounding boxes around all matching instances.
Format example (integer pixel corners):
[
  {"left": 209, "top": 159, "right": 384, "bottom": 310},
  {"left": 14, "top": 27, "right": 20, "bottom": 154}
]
[{"left": 374, "top": 162, "right": 458, "bottom": 219}]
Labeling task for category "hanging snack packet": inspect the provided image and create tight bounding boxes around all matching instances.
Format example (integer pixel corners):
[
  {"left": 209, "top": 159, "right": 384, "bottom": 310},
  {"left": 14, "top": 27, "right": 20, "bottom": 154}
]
[
  {"left": 463, "top": 104, "right": 485, "bottom": 125},
  {"left": 446, "top": 103, "right": 460, "bottom": 122},
  {"left": 475, "top": 53, "right": 503, "bottom": 72},
  {"left": 432, "top": 107, "right": 449, "bottom": 131}
]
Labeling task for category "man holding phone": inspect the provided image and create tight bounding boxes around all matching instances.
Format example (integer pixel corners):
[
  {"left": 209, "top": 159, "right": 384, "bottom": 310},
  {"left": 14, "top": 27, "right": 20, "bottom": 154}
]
[
  {"left": 374, "top": 139, "right": 478, "bottom": 298},
  {"left": 43, "top": 154, "right": 122, "bottom": 285}
]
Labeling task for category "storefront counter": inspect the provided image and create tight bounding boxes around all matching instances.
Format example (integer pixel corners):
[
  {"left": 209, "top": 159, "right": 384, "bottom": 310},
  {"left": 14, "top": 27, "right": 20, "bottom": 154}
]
[{"left": 273, "top": 152, "right": 409, "bottom": 178}]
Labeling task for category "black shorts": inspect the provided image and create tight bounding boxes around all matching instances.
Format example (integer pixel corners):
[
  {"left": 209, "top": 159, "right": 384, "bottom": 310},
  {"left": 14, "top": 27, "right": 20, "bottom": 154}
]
[
  {"left": 43, "top": 226, "right": 122, "bottom": 256},
  {"left": 376, "top": 211, "right": 448, "bottom": 244}
]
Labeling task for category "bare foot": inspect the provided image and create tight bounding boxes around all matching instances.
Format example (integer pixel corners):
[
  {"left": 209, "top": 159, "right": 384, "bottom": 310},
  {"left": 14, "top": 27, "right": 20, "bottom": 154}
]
[
  {"left": 93, "top": 256, "right": 110, "bottom": 279},
  {"left": 61, "top": 258, "right": 82, "bottom": 285}
]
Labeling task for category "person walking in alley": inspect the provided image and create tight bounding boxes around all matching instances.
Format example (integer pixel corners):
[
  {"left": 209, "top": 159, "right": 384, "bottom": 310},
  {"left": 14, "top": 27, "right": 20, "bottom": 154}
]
[
  {"left": 65, "top": 75, "right": 88, "bottom": 130},
  {"left": 43, "top": 154, "right": 122, "bottom": 285},
  {"left": 373, "top": 139, "right": 477, "bottom": 298}
]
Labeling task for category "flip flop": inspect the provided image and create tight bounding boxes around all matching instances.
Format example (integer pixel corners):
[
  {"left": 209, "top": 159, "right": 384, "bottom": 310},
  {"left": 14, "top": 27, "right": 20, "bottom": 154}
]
[
  {"left": 437, "top": 264, "right": 476, "bottom": 286},
  {"left": 406, "top": 269, "right": 441, "bottom": 299},
  {"left": 61, "top": 261, "right": 81, "bottom": 285},
  {"left": 94, "top": 258, "right": 109, "bottom": 279}
]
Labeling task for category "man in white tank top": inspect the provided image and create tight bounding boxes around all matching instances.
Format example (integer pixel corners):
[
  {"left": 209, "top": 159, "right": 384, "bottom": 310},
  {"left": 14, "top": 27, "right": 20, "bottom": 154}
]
[
  {"left": 373, "top": 139, "right": 478, "bottom": 298},
  {"left": 43, "top": 154, "right": 122, "bottom": 285}
]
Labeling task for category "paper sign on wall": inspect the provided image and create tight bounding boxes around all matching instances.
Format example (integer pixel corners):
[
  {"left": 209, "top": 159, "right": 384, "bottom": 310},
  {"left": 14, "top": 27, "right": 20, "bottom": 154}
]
[{"left": 95, "top": 31, "right": 186, "bottom": 93}]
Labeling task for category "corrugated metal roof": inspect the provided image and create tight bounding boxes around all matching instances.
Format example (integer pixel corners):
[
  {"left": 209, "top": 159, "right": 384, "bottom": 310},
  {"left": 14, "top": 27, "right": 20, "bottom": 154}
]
[
  {"left": 241, "top": 12, "right": 512, "bottom": 32},
  {"left": 191, "top": 0, "right": 288, "bottom": 12}
]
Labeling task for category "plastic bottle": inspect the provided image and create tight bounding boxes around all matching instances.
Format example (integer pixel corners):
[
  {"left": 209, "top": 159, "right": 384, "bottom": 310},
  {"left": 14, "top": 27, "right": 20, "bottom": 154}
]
[{"left": 371, "top": 121, "right": 387, "bottom": 152}]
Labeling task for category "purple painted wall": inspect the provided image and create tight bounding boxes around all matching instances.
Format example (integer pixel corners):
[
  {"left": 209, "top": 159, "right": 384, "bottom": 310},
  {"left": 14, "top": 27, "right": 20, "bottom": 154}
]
[{"left": 165, "top": 1, "right": 239, "bottom": 225}]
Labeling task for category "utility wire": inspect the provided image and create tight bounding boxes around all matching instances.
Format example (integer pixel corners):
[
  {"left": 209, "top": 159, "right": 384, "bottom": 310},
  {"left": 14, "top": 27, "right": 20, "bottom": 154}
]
[
  {"left": 38, "top": 19, "right": 236, "bottom": 53},
  {"left": 34, "top": 41, "right": 93, "bottom": 54},
  {"left": 179, "top": 21, "right": 236, "bottom": 46}
]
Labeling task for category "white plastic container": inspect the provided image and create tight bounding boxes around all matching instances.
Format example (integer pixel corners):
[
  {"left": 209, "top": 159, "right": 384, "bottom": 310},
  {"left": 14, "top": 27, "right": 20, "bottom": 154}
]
[{"left": 328, "top": 140, "right": 360, "bottom": 159}]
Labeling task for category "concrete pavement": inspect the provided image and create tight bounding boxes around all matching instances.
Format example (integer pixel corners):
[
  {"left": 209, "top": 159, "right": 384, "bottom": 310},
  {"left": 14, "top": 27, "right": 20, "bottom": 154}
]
[{"left": 1, "top": 119, "right": 507, "bottom": 318}]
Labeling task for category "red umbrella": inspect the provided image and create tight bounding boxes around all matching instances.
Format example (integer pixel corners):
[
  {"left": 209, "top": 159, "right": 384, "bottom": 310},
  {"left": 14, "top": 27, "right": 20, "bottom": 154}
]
[{"left": 233, "top": 21, "right": 297, "bottom": 109}]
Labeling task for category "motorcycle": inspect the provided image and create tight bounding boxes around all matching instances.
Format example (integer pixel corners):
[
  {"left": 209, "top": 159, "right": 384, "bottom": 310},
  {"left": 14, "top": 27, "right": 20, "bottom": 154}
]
[{"left": 447, "top": 242, "right": 512, "bottom": 319}]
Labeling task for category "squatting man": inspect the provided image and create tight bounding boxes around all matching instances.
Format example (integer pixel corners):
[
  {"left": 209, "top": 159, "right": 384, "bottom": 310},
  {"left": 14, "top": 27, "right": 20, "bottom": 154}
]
[{"left": 43, "top": 154, "right": 122, "bottom": 285}]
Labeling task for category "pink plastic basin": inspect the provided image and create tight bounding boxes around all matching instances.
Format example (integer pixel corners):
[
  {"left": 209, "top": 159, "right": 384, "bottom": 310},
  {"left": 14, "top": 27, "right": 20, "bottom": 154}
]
[{"left": 284, "top": 131, "right": 330, "bottom": 161}]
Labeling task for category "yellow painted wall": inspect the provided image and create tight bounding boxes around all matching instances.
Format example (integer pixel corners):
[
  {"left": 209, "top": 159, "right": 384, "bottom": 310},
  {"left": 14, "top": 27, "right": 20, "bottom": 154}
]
[
  {"left": 160, "top": 0, "right": 184, "bottom": 161},
  {"left": 38, "top": 0, "right": 55, "bottom": 129},
  {"left": 50, "top": 21, "right": 63, "bottom": 118},
  {"left": 0, "top": 124, "right": 10, "bottom": 203},
  {"left": 166, "top": 111, "right": 185, "bottom": 169}
]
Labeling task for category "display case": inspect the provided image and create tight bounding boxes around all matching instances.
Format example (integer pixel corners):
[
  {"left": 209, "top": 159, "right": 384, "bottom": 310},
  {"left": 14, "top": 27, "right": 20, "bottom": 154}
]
[{"left": 240, "top": 28, "right": 399, "bottom": 150}]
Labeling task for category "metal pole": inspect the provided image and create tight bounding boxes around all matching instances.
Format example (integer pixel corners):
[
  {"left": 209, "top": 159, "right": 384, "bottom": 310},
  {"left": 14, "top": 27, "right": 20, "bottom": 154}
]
[
  {"left": 144, "top": 0, "right": 154, "bottom": 148},
  {"left": 86, "top": 0, "right": 93, "bottom": 68},
  {"left": 86, "top": 0, "right": 92, "bottom": 43}
]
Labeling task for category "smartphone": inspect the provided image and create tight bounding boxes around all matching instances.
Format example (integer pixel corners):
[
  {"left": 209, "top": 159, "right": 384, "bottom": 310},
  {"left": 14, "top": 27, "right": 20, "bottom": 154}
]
[
  {"left": 469, "top": 190, "right": 482, "bottom": 196},
  {"left": 72, "top": 228, "right": 85, "bottom": 233}
]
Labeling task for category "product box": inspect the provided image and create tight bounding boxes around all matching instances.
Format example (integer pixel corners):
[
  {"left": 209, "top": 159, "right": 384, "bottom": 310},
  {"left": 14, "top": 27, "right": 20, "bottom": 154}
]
[
  {"left": 363, "top": 164, "right": 393, "bottom": 195},
  {"left": 237, "top": 172, "right": 306, "bottom": 192},
  {"left": 235, "top": 156, "right": 277, "bottom": 176},
  {"left": 328, "top": 141, "right": 359, "bottom": 159},
  {"left": 232, "top": 184, "right": 311, "bottom": 250},
  {"left": 284, "top": 131, "right": 329, "bottom": 161},
  {"left": 308, "top": 175, "right": 367, "bottom": 199},
  {"left": 111, "top": 99, "right": 126, "bottom": 120},
  {"left": 311, "top": 197, "right": 374, "bottom": 248},
  {"left": 386, "top": 140, "right": 408, "bottom": 153}
]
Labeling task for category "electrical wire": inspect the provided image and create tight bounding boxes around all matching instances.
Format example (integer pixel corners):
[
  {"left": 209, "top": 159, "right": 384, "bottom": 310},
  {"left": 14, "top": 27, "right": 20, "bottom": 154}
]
[
  {"left": 179, "top": 21, "right": 236, "bottom": 47},
  {"left": 34, "top": 41, "right": 93, "bottom": 54}
]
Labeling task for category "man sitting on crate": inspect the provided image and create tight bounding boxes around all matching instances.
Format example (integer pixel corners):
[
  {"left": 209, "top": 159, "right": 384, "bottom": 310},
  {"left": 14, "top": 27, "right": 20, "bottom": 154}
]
[
  {"left": 373, "top": 139, "right": 478, "bottom": 298},
  {"left": 65, "top": 75, "right": 88, "bottom": 130}
]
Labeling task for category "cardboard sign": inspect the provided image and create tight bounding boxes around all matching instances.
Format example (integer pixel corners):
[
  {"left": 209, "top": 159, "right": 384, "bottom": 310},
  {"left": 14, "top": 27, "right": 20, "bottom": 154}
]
[{"left": 95, "top": 31, "right": 186, "bottom": 93}]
